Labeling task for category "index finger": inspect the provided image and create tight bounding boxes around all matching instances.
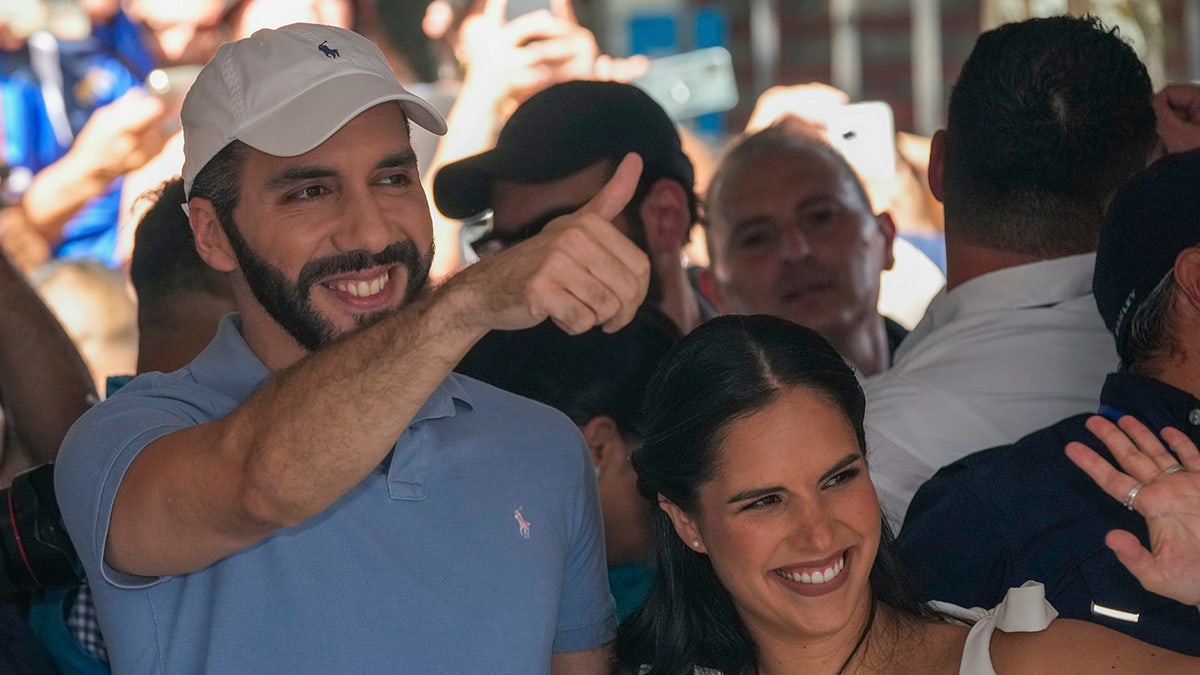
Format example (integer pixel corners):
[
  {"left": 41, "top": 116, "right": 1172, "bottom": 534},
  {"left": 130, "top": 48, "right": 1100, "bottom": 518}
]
[
  {"left": 579, "top": 152, "right": 642, "bottom": 222},
  {"left": 481, "top": 0, "right": 508, "bottom": 24},
  {"left": 1065, "top": 440, "right": 1134, "bottom": 505},
  {"left": 551, "top": 0, "right": 577, "bottom": 22}
]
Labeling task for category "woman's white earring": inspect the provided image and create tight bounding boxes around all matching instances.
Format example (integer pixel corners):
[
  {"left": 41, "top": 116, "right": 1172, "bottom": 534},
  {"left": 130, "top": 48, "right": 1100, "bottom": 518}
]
[{"left": 691, "top": 541, "right": 701, "bottom": 549}]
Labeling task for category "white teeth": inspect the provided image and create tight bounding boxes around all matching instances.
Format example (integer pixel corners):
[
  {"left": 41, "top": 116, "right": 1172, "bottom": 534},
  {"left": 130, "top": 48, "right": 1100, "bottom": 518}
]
[
  {"left": 330, "top": 270, "right": 389, "bottom": 298},
  {"left": 777, "top": 555, "right": 845, "bottom": 585}
]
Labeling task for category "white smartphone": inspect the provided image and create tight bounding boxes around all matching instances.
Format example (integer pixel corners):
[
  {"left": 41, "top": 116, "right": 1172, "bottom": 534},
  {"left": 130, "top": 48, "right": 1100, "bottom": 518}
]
[
  {"left": 506, "top": 0, "right": 553, "bottom": 21},
  {"left": 824, "top": 101, "right": 897, "bottom": 179},
  {"left": 632, "top": 47, "right": 739, "bottom": 121}
]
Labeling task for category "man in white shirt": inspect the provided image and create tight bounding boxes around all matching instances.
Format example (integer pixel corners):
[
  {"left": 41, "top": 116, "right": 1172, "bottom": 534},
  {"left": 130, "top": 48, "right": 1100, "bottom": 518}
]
[{"left": 864, "top": 15, "right": 1156, "bottom": 522}]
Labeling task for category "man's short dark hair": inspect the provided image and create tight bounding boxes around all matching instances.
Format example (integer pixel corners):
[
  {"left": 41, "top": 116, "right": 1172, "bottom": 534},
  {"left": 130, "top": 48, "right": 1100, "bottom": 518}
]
[
  {"left": 943, "top": 15, "right": 1154, "bottom": 257},
  {"left": 132, "top": 177, "right": 232, "bottom": 314},
  {"left": 187, "top": 140, "right": 249, "bottom": 239}
]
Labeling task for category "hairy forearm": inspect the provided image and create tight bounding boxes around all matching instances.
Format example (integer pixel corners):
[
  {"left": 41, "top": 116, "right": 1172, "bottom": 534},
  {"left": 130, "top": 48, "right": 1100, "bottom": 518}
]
[
  {"left": 109, "top": 160, "right": 648, "bottom": 575},
  {"left": 228, "top": 284, "right": 485, "bottom": 525},
  {"left": 110, "top": 278, "right": 491, "bottom": 575},
  {"left": 0, "top": 254, "right": 95, "bottom": 462}
]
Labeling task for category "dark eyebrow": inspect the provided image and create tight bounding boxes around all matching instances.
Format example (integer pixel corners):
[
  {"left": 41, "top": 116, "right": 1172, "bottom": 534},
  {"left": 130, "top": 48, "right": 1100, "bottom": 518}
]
[
  {"left": 724, "top": 452, "right": 862, "bottom": 505},
  {"left": 263, "top": 151, "right": 419, "bottom": 192},
  {"left": 726, "top": 485, "right": 783, "bottom": 505},
  {"left": 375, "top": 150, "right": 418, "bottom": 171},
  {"left": 819, "top": 453, "right": 863, "bottom": 483},
  {"left": 264, "top": 166, "right": 337, "bottom": 192}
]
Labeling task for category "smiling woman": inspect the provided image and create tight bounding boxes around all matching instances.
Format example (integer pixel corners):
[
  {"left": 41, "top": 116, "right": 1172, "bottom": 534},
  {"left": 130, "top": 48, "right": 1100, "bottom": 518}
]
[{"left": 615, "top": 315, "right": 1200, "bottom": 674}]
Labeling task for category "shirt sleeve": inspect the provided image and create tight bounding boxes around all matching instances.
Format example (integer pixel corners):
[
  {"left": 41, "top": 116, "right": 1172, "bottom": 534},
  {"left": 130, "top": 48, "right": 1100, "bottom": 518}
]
[
  {"left": 896, "top": 460, "right": 1011, "bottom": 609},
  {"left": 54, "top": 379, "right": 210, "bottom": 590},
  {"left": 552, "top": 433, "right": 617, "bottom": 653}
]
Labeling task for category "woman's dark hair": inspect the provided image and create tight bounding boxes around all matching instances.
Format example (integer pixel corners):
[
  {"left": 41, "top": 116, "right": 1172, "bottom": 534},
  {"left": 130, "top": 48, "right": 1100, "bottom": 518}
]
[{"left": 614, "top": 315, "right": 930, "bottom": 674}]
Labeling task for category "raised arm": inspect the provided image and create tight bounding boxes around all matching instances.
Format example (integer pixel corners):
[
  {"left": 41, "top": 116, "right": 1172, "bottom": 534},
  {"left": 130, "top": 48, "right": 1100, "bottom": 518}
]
[
  {"left": 1065, "top": 414, "right": 1200, "bottom": 609},
  {"left": 99, "top": 154, "right": 649, "bottom": 577},
  {"left": 0, "top": 249, "right": 95, "bottom": 473},
  {"left": 20, "top": 91, "right": 168, "bottom": 246}
]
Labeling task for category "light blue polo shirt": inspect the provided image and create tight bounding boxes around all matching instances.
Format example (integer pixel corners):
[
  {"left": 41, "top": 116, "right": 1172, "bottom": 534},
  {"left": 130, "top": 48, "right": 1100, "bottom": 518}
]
[{"left": 55, "top": 315, "right": 616, "bottom": 673}]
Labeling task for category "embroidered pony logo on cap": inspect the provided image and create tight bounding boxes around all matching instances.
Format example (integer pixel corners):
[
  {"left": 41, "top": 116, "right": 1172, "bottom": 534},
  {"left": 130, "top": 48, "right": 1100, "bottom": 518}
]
[
  {"left": 318, "top": 41, "right": 340, "bottom": 58},
  {"left": 514, "top": 507, "right": 532, "bottom": 539}
]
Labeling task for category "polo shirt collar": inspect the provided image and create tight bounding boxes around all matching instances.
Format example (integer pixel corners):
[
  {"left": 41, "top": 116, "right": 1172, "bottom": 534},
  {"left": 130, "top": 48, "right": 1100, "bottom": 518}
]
[
  {"left": 1098, "top": 372, "right": 1200, "bottom": 437},
  {"left": 189, "top": 314, "right": 271, "bottom": 401}
]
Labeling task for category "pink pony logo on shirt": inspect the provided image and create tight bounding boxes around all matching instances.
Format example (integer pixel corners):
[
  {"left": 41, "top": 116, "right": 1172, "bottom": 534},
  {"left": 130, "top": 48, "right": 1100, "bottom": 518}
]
[{"left": 514, "top": 507, "right": 532, "bottom": 539}]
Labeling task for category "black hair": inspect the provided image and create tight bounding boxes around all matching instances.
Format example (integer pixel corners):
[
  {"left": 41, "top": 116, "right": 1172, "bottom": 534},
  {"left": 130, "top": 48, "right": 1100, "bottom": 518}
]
[
  {"left": 187, "top": 140, "right": 249, "bottom": 239},
  {"left": 454, "top": 306, "right": 680, "bottom": 440},
  {"left": 614, "top": 314, "right": 933, "bottom": 674},
  {"left": 943, "top": 15, "right": 1154, "bottom": 257},
  {"left": 130, "top": 178, "right": 232, "bottom": 314},
  {"left": 1120, "top": 272, "right": 1179, "bottom": 374}
]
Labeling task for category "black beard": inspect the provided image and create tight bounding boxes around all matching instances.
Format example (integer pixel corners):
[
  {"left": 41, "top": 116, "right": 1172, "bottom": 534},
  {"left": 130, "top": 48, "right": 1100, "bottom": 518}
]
[{"left": 222, "top": 218, "right": 432, "bottom": 351}]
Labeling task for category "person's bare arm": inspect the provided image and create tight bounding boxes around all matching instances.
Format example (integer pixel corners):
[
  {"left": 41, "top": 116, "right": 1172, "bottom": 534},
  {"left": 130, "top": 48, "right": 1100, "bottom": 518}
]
[
  {"left": 105, "top": 154, "right": 649, "bottom": 577},
  {"left": 0, "top": 206, "right": 50, "bottom": 273},
  {"left": 20, "top": 92, "right": 168, "bottom": 245},
  {"left": 0, "top": 249, "right": 95, "bottom": 464},
  {"left": 991, "top": 617, "right": 1200, "bottom": 672},
  {"left": 551, "top": 643, "right": 611, "bottom": 675}
]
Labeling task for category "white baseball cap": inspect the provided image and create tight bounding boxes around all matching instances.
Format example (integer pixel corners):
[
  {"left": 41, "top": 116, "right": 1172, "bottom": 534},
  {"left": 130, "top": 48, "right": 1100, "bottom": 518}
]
[{"left": 181, "top": 23, "right": 446, "bottom": 194}]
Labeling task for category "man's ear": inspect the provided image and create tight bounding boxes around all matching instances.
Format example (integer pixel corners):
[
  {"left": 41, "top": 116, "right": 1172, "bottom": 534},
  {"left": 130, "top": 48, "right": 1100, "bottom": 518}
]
[
  {"left": 638, "top": 178, "right": 691, "bottom": 256},
  {"left": 188, "top": 198, "right": 238, "bottom": 273},
  {"left": 658, "top": 494, "right": 706, "bottom": 553},
  {"left": 1173, "top": 248, "right": 1200, "bottom": 316},
  {"left": 697, "top": 266, "right": 727, "bottom": 314},
  {"left": 876, "top": 211, "right": 897, "bottom": 272},
  {"left": 928, "top": 129, "right": 946, "bottom": 204},
  {"left": 580, "top": 415, "right": 626, "bottom": 475}
]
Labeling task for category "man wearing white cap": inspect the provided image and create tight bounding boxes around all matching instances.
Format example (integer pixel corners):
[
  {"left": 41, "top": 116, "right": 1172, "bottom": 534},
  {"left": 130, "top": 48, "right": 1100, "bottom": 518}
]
[{"left": 53, "top": 23, "right": 647, "bottom": 673}]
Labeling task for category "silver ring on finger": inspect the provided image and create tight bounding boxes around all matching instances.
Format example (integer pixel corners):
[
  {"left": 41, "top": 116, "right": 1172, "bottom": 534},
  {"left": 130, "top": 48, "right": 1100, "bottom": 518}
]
[
  {"left": 1165, "top": 464, "right": 1184, "bottom": 474},
  {"left": 1124, "top": 482, "right": 1145, "bottom": 511}
]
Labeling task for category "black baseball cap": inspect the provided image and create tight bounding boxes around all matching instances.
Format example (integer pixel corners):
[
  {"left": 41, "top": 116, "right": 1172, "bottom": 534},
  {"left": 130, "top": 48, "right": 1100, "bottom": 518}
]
[
  {"left": 433, "top": 80, "right": 694, "bottom": 219},
  {"left": 1094, "top": 148, "right": 1200, "bottom": 352}
]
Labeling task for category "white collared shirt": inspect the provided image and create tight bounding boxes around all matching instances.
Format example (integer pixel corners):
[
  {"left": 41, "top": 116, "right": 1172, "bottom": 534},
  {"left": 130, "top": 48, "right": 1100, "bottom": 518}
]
[{"left": 864, "top": 253, "right": 1116, "bottom": 525}]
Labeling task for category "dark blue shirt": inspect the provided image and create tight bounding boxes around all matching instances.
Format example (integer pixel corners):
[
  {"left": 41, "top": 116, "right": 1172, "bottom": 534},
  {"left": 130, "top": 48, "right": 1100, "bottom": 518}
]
[{"left": 898, "top": 372, "right": 1200, "bottom": 656}]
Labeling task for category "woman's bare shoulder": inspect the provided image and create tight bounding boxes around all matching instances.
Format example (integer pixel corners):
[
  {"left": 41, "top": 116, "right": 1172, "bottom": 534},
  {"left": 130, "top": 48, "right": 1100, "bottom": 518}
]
[{"left": 990, "top": 618, "right": 1200, "bottom": 674}]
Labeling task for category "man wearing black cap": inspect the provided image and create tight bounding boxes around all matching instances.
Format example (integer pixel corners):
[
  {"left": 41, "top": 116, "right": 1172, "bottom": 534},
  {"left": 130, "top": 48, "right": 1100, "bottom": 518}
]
[
  {"left": 434, "top": 80, "right": 707, "bottom": 332},
  {"left": 897, "top": 148, "right": 1200, "bottom": 656}
]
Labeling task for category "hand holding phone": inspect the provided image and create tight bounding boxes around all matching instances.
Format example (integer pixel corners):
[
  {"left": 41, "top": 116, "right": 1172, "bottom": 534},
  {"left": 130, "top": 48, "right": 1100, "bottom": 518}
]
[
  {"left": 632, "top": 47, "right": 739, "bottom": 121},
  {"left": 505, "top": 0, "right": 554, "bottom": 21},
  {"left": 825, "top": 101, "right": 897, "bottom": 180}
]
